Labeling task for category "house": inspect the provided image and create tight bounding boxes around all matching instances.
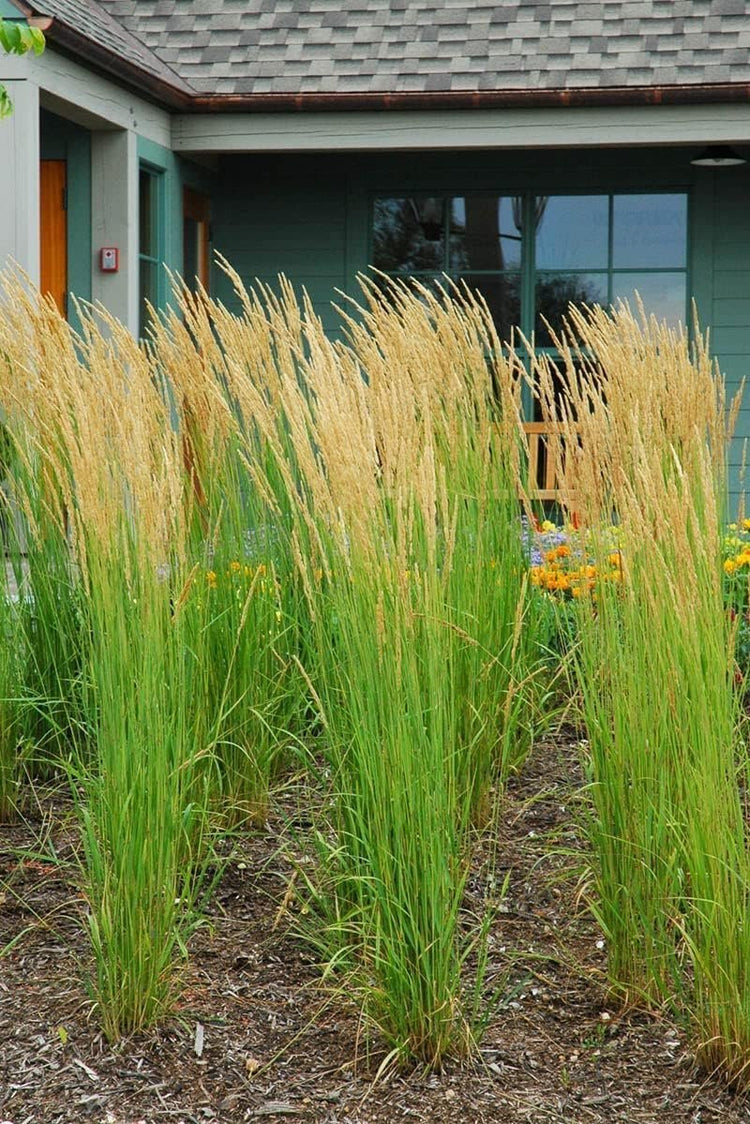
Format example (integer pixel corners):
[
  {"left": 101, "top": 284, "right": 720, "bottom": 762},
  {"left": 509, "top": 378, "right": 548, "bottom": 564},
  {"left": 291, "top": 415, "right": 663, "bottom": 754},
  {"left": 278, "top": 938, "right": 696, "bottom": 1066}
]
[{"left": 1, "top": 0, "right": 750, "bottom": 498}]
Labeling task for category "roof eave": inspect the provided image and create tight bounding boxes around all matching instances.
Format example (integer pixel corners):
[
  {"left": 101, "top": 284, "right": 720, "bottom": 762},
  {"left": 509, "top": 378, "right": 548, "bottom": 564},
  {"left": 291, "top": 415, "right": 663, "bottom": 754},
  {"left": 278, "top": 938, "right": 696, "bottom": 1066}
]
[{"left": 15, "top": 3, "right": 194, "bottom": 108}]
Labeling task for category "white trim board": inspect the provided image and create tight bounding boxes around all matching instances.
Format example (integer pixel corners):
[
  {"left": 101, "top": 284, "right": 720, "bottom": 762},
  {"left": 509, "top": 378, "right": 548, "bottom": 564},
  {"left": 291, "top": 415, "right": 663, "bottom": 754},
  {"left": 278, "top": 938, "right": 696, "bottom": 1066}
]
[{"left": 172, "top": 103, "right": 750, "bottom": 154}]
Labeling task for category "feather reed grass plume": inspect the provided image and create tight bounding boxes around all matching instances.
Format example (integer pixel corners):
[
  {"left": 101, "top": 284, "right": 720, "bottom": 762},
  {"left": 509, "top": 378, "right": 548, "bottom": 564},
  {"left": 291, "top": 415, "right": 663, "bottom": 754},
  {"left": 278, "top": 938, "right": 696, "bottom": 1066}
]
[
  {"left": 0, "top": 276, "right": 185, "bottom": 574},
  {"left": 529, "top": 300, "right": 750, "bottom": 1085},
  {"left": 151, "top": 267, "right": 533, "bottom": 1064},
  {"left": 0, "top": 275, "right": 206, "bottom": 1039}
]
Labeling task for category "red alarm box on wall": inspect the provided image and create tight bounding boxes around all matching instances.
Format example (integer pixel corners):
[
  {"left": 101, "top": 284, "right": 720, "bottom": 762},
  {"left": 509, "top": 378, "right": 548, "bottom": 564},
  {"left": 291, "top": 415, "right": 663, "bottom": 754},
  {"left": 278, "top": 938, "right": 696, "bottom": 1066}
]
[{"left": 100, "top": 247, "right": 119, "bottom": 272}]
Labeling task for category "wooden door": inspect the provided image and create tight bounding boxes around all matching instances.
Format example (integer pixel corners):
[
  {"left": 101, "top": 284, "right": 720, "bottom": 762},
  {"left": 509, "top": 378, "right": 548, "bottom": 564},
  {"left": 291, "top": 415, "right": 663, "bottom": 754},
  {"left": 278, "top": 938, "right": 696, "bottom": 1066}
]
[
  {"left": 40, "top": 160, "right": 68, "bottom": 316},
  {"left": 183, "top": 188, "right": 210, "bottom": 293}
]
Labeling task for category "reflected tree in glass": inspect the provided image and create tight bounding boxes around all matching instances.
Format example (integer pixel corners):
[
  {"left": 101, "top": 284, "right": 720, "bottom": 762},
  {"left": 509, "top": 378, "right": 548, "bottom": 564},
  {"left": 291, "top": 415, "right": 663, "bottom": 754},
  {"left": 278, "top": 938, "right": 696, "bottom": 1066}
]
[{"left": 372, "top": 198, "right": 446, "bottom": 273}]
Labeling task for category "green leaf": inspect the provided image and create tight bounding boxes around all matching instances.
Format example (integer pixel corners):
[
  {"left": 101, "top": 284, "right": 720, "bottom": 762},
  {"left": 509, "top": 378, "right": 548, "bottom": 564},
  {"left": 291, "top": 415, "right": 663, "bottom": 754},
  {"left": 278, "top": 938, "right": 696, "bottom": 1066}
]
[
  {"left": 0, "top": 83, "right": 12, "bottom": 119},
  {"left": 1, "top": 22, "right": 22, "bottom": 53},
  {"left": 29, "top": 26, "right": 45, "bottom": 55},
  {"left": 0, "top": 17, "right": 46, "bottom": 58}
]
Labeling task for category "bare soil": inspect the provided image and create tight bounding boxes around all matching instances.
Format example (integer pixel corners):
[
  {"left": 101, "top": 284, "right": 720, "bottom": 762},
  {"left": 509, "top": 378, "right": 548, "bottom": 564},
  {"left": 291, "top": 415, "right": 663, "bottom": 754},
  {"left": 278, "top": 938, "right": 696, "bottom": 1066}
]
[{"left": 2, "top": 738, "right": 749, "bottom": 1124}]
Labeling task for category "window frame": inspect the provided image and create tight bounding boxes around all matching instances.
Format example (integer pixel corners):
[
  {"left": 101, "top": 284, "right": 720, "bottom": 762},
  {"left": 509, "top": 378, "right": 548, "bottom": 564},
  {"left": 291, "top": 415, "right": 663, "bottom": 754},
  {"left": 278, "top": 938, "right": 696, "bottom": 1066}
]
[
  {"left": 368, "top": 188, "right": 691, "bottom": 349},
  {"left": 138, "top": 162, "right": 166, "bottom": 339}
]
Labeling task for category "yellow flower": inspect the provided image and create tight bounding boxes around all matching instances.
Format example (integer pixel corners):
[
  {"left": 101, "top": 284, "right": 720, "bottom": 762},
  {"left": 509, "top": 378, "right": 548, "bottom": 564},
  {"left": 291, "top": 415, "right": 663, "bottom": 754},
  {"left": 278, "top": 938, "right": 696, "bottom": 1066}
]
[
  {"left": 541, "top": 520, "right": 556, "bottom": 533},
  {"left": 725, "top": 558, "right": 738, "bottom": 575},
  {"left": 230, "top": 560, "right": 241, "bottom": 573},
  {"left": 206, "top": 570, "right": 217, "bottom": 588}
]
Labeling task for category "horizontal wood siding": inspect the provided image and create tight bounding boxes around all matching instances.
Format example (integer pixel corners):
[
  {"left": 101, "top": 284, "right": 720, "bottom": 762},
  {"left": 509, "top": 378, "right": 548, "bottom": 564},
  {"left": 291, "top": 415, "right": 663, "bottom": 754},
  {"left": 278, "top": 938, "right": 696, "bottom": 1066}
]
[
  {"left": 212, "top": 156, "right": 348, "bottom": 337},
  {"left": 708, "top": 169, "right": 750, "bottom": 507}
]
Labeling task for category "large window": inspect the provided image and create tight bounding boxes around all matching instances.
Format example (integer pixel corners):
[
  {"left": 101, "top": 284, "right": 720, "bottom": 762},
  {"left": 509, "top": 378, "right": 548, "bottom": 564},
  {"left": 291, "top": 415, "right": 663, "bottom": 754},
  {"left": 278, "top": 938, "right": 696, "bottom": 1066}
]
[
  {"left": 138, "top": 166, "right": 163, "bottom": 339},
  {"left": 372, "top": 192, "right": 688, "bottom": 347}
]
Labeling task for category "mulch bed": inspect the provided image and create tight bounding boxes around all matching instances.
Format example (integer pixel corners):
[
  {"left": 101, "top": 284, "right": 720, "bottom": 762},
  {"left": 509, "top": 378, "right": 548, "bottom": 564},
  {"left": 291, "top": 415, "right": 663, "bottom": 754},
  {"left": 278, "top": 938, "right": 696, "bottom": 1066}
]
[{"left": 2, "top": 738, "right": 749, "bottom": 1124}]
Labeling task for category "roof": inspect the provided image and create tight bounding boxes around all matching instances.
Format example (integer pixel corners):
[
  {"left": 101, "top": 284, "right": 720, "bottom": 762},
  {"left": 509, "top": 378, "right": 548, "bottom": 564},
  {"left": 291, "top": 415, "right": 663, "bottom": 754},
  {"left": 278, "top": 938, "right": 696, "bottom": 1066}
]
[
  {"left": 15, "top": 0, "right": 750, "bottom": 103},
  {"left": 9, "top": 0, "right": 194, "bottom": 95},
  {"left": 93, "top": 0, "right": 750, "bottom": 97}
]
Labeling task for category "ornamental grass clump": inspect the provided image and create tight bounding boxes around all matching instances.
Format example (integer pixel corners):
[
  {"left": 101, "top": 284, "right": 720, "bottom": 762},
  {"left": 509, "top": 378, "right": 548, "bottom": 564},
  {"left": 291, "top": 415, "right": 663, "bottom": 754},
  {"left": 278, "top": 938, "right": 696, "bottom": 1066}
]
[
  {"left": 532, "top": 301, "right": 750, "bottom": 1083},
  {"left": 0, "top": 294, "right": 90, "bottom": 775},
  {"left": 0, "top": 282, "right": 211, "bottom": 1039},
  {"left": 179, "top": 268, "right": 533, "bottom": 1065},
  {"left": 338, "top": 277, "right": 536, "bottom": 801},
  {"left": 149, "top": 285, "right": 309, "bottom": 824}
]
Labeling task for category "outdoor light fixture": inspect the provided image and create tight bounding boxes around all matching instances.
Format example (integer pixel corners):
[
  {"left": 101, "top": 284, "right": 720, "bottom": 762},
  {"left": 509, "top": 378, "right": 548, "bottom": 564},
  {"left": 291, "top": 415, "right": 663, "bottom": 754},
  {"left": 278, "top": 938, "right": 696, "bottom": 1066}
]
[{"left": 691, "top": 145, "right": 747, "bottom": 167}]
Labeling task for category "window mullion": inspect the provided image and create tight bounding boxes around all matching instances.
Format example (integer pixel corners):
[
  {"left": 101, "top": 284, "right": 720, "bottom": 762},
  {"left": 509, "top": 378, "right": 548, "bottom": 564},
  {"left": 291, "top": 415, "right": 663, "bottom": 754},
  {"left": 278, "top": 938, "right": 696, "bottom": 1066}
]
[
  {"left": 522, "top": 193, "right": 535, "bottom": 344},
  {"left": 520, "top": 193, "right": 536, "bottom": 420}
]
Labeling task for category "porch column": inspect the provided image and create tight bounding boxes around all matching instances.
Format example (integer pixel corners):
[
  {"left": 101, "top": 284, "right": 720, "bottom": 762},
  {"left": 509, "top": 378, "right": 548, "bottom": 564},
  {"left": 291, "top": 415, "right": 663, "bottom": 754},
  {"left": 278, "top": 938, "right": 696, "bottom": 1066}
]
[
  {"left": 91, "top": 128, "right": 138, "bottom": 335},
  {"left": 0, "top": 77, "right": 41, "bottom": 284}
]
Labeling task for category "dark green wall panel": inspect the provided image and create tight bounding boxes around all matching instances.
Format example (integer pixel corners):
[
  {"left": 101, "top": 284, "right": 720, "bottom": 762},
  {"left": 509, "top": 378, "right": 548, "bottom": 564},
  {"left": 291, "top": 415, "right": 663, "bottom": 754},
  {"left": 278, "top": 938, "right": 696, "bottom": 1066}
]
[{"left": 212, "top": 155, "right": 348, "bottom": 335}]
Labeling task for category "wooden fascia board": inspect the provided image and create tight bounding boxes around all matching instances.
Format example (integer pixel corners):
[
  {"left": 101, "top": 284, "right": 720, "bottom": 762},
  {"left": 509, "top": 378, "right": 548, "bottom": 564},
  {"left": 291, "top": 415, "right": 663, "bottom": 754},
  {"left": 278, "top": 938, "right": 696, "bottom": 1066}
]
[{"left": 171, "top": 103, "right": 750, "bottom": 154}]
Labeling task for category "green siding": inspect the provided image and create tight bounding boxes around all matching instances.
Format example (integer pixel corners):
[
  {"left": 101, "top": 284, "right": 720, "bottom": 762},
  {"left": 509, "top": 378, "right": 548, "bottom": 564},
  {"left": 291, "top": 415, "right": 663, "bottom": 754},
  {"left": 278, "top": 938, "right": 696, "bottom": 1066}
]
[
  {"left": 709, "top": 170, "right": 750, "bottom": 504},
  {"left": 211, "top": 148, "right": 750, "bottom": 505},
  {"left": 212, "top": 155, "right": 348, "bottom": 337},
  {"left": 40, "top": 109, "right": 91, "bottom": 332}
]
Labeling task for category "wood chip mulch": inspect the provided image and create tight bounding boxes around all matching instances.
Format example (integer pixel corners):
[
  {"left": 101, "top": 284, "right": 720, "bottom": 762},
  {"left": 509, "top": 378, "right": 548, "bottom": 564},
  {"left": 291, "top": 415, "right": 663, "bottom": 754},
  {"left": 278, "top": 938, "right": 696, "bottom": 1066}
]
[{"left": 2, "top": 738, "right": 750, "bottom": 1124}]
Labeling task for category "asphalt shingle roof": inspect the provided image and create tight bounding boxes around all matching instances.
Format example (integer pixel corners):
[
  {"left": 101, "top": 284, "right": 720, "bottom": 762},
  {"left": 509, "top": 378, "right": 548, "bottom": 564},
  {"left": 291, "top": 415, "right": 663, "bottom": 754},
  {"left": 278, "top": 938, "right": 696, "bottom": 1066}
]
[
  {"left": 28, "top": 0, "right": 750, "bottom": 98},
  {"left": 19, "top": 0, "right": 194, "bottom": 91}
]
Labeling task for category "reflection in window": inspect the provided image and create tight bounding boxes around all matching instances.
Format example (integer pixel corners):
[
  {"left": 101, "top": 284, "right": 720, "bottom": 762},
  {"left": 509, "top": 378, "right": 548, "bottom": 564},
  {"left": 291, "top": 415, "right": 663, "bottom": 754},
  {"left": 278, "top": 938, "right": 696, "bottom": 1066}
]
[
  {"left": 449, "top": 197, "right": 522, "bottom": 270},
  {"left": 611, "top": 272, "right": 687, "bottom": 325},
  {"left": 372, "top": 198, "right": 446, "bottom": 273},
  {"left": 535, "top": 192, "right": 687, "bottom": 343},
  {"left": 535, "top": 273, "right": 608, "bottom": 348},
  {"left": 612, "top": 194, "right": 687, "bottom": 270},
  {"left": 460, "top": 273, "right": 521, "bottom": 341},
  {"left": 372, "top": 195, "right": 524, "bottom": 338},
  {"left": 535, "top": 196, "right": 609, "bottom": 271},
  {"left": 372, "top": 191, "right": 688, "bottom": 344}
]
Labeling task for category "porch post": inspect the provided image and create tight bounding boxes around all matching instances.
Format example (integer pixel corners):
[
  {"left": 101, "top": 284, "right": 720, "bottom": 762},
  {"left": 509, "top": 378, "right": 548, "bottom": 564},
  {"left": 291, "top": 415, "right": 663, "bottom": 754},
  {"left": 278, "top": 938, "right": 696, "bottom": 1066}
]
[
  {"left": 0, "top": 76, "right": 41, "bottom": 285},
  {"left": 91, "top": 128, "right": 138, "bottom": 335}
]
